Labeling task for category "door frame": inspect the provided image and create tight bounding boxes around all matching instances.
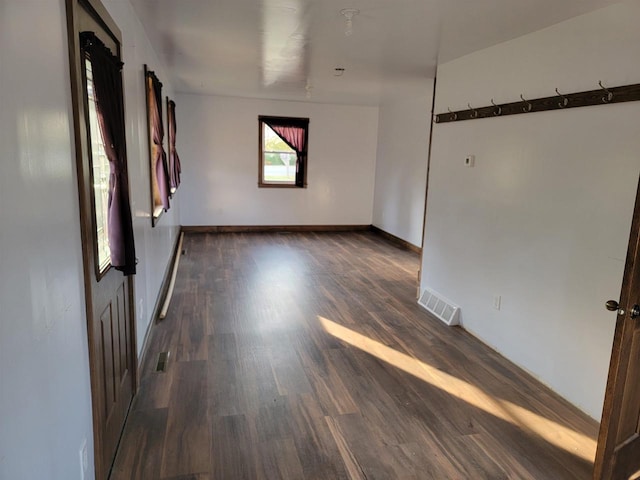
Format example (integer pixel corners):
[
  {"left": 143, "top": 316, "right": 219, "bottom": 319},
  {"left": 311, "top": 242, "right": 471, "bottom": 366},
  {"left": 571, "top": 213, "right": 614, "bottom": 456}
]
[{"left": 65, "top": 0, "right": 138, "bottom": 478}]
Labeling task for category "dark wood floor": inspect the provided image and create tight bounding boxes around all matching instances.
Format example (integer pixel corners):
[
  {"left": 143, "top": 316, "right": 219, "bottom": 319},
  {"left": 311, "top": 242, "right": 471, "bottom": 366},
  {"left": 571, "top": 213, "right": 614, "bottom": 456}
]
[{"left": 111, "top": 231, "right": 599, "bottom": 480}]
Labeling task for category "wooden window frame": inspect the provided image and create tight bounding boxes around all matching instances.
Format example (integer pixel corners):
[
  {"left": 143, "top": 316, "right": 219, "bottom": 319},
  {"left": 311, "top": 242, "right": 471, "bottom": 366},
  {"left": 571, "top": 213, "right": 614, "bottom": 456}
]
[
  {"left": 144, "top": 64, "right": 168, "bottom": 226},
  {"left": 166, "top": 96, "right": 176, "bottom": 197},
  {"left": 80, "top": 55, "right": 112, "bottom": 281},
  {"left": 258, "top": 115, "right": 309, "bottom": 188}
]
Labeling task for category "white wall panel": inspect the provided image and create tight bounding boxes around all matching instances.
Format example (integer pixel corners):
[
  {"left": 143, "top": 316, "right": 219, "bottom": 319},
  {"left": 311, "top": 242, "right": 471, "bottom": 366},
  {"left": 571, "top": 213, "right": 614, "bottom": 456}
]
[
  {"left": 421, "top": 0, "right": 640, "bottom": 419},
  {"left": 103, "top": 0, "right": 181, "bottom": 356},
  {"left": 176, "top": 95, "right": 379, "bottom": 227},
  {"left": 0, "top": 1, "right": 95, "bottom": 478},
  {"left": 0, "top": 1, "right": 181, "bottom": 478},
  {"left": 372, "top": 80, "right": 433, "bottom": 247}
]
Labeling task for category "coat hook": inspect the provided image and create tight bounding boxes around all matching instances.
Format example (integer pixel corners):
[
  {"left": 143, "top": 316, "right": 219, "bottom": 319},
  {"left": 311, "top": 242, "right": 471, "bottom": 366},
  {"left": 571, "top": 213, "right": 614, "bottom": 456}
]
[
  {"left": 448, "top": 108, "right": 457, "bottom": 121},
  {"left": 520, "top": 94, "right": 532, "bottom": 112},
  {"left": 555, "top": 88, "right": 569, "bottom": 108},
  {"left": 491, "top": 99, "right": 502, "bottom": 116},
  {"left": 599, "top": 81, "right": 614, "bottom": 103},
  {"left": 468, "top": 103, "right": 479, "bottom": 118}
]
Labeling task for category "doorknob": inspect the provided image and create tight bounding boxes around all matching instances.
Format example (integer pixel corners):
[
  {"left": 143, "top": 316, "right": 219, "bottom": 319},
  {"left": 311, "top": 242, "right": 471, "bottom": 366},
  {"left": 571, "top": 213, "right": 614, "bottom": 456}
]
[
  {"left": 606, "top": 300, "right": 620, "bottom": 312},
  {"left": 605, "top": 300, "right": 640, "bottom": 318}
]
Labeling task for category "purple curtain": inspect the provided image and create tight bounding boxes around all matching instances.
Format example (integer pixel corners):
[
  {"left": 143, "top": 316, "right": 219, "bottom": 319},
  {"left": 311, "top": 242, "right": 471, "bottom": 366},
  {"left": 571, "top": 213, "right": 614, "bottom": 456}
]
[
  {"left": 167, "top": 99, "right": 182, "bottom": 191},
  {"left": 81, "top": 32, "right": 136, "bottom": 276},
  {"left": 264, "top": 118, "right": 309, "bottom": 187},
  {"left": 147, "top": 73, "right": 170, "bottom": 210}
]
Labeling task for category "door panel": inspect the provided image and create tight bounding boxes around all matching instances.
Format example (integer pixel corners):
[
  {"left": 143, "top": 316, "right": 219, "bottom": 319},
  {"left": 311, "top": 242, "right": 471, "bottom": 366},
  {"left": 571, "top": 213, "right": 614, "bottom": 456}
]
[
  {"left": 117, "top": 284, "right": 129, "bottom": 379},
  {"left": 100, "top": 278, "right": 132, "bottom": 465},
  {"left": 66, "top": 0, "right": 136, "bottom": 478},
  {"left": 594, "top": 174, "right": 640, "bottom": 480},
  {"left": 100, "top": 304, "right": 115, "bottom": 412}
]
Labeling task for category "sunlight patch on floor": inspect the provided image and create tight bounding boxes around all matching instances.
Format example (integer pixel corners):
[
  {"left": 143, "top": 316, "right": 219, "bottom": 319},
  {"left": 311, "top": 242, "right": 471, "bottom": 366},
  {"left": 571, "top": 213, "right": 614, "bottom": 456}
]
[{"left": 317, "top": 316, "right": 597, "bottom": 462}]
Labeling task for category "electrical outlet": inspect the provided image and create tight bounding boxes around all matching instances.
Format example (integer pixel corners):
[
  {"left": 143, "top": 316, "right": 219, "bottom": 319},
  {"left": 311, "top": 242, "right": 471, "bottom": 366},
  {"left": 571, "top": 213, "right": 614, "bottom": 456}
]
[
  {"left": 493, "top": 295, "right": 501, "bottom": 311},
  {"left": 464, "top": 155, "right": 475, "bottom": 167},
  {"left": 79, "top": 439, "right": 88, "bottom": 480}
]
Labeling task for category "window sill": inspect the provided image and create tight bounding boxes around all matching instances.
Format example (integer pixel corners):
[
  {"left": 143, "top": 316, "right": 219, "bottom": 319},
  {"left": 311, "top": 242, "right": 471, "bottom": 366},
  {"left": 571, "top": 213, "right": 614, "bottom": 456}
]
[
  {"left": 258, "top": 183, "right": 307, "bottom": 189},
  {"left": 95, "top": 262, "right": 111, "bottom": 282},
  {"left": 152, "top": 206, "right": 164, "bottom": 227}
]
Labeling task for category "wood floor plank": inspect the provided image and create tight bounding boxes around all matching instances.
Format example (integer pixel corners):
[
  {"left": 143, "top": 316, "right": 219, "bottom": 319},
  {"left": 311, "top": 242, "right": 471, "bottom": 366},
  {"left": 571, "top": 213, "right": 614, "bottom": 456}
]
[
  {"left": 324, "top": 416, "right": 367, "bottom": 480},
  {"left": 112, "top": 231, "right": 599, "bottom": 480},
  {"left": 253, "top": 395, "right": 295, "bottom": 443},
  {"left": 393, "top": 441, "right": 460, "bottom": 480},
  {"left": 110, "top": 408, "right": 168, "bottom": 480},
  {"left": 161, "top": 360, "right": 211, "bottom": 478},
  {"left": 285, "top": 394, "right": 352, "bottom": 480},
  {"left": 132, "top": 355, "right": 175, "bottom": 411},
  {"left": 174, "top": 290, "right": 208, "bottom": 362},
  {"left": 238, "top": 345, "right": 281, "bottom": 413},
  {"left": 255, "top": 438, "right": 305, "bottom": 480},
  {"left": 211, "top": 414, "right": 256, "bottom": 480},
  {"left": 332, "top": 412, "right": 403, "bottom": 479},
  {"left": 208, "top": 356, "right": 242, "bottom": 417},
  {"left": 162, "top": 474, "right": 211, "bottom": 480},
  {"left": 296, "top": 344, "right": 360, "bottom": 417},
  {"left": 270, "top": 347, "right": 313, "bottom": 396}
]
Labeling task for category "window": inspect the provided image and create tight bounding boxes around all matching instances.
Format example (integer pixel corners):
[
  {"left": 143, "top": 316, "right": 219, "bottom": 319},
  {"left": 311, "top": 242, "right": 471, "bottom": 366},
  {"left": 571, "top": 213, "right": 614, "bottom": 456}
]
[
  {"left": 166, "top": 97, "right": 182, "bottom": 194},
  {"left": 259, "top": 116, "right": 309, "bottom": 188},
  {"left": 85, "top": 59, "right": 111, "bottom": 273},
  {"left": 145, "top": 65, "right": 170, "bottom": 225},
  {"left": 79, "top": 31, "right": 136, "bottom": 277}
]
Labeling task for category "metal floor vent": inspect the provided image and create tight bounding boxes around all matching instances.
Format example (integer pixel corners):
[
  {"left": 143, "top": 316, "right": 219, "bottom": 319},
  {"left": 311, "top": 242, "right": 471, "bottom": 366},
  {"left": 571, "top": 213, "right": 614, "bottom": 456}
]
[
  {"left": 155, "top": 351, "right": 170, "bottom": 372},
  {"left": 418, "top": 288, "right": 460, "bottom": 326}
]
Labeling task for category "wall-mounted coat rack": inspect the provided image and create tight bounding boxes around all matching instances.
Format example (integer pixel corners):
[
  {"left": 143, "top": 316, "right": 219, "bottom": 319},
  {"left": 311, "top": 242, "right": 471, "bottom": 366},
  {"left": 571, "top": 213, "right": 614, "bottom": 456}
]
[{"left": 435, "top": 82, "right": 640, "bottom": 124}]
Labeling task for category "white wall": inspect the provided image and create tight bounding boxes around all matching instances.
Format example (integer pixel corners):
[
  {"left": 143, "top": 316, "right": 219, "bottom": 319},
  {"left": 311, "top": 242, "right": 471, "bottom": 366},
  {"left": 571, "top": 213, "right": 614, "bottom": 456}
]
[
  {"left": 0, "top": 2, "right": 95, "bottom": 478},
  {"left": 421, "top": 0, "right": 640, "bottom": 419},
  {"left": 103, "top": 0, "right": 181, "bottom": 355},
  {"left": 372, "top": 80, "right": 433, "bottom": 247},
  {"left": 0, "top": 1, "right": 180, "bottom": 478},
  {"left": 176, "top": 95, "right": 379, "bottom": 226}
]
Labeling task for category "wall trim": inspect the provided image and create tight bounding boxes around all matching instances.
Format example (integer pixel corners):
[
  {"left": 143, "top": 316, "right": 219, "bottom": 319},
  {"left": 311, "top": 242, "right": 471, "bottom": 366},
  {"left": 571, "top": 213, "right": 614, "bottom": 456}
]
[
  {"left": 370, "top": 225, "right": 422, "bottom": 254},
  {"left": 181, "top": 224, "right": 371, "bottom": 233},
  {"left": 180, "top": 224, "right": 421, "bottom": 254},
  {"left": 137, "top": 228, "right": 182, "bottom": 379}
]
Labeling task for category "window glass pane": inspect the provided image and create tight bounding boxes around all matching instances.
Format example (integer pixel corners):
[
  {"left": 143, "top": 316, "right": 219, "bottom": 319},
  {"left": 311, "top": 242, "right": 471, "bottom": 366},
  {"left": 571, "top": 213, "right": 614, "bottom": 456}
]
[
  {"left": 263, "top": 124, "right": 295, "bottom": 184},
  {"left": 85, "top": 59, "right": 111, "bottom": 272}
]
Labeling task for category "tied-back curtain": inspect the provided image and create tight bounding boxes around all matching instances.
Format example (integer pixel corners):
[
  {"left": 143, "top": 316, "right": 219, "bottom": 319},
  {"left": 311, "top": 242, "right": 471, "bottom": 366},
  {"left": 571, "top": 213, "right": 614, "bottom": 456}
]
[
  {"left": 264, "top": 118, "right": 309, "bottom": 187},
  {"left": 147, "top": 73, "right": 170, "bottom": 210},
  {"left": 167, "top": 99, "right": 181, "bottom": 191},
  {"left": 80, "top": 32, "right": 136, "bottom": 276}
]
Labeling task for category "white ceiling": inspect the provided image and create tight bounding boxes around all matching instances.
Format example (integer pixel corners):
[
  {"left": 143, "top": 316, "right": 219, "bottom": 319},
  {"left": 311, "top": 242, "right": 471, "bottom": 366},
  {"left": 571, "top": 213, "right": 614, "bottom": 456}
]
[{"left": 130, "top": 0, "right": 621, "bottom": 105}]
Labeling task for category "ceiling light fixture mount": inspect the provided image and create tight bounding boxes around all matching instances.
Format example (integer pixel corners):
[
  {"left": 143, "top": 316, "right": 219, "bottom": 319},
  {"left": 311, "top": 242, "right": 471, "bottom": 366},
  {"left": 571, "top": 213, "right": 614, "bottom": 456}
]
[{"left": 340, "top": 8, "right": 359, "bottom": 36}]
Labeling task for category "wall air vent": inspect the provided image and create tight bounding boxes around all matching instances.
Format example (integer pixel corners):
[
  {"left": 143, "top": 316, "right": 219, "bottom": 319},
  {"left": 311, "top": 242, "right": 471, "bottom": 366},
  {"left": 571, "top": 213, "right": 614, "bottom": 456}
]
[{"left": 418, "top": 288, "right": 460, "bottom": 326}]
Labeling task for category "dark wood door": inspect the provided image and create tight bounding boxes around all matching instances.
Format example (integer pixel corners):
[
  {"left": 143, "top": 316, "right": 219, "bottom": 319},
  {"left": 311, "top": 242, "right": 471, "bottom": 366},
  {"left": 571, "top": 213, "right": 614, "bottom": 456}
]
[
  {"left": 594, "top": 174, "right": 640, "bottom": 480},
  {"left": 93, "top": 264, "right": 134, "bottom": 477},
  {"left": 66, "top": 0, "right": 137, "bottom": 478}
]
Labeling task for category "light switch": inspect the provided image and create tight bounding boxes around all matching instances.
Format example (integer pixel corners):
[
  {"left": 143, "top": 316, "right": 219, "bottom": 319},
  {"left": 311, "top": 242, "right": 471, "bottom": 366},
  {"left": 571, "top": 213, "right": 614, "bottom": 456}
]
[{"left": 464, "top": 155, "right": 475, "bottom": 167}]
